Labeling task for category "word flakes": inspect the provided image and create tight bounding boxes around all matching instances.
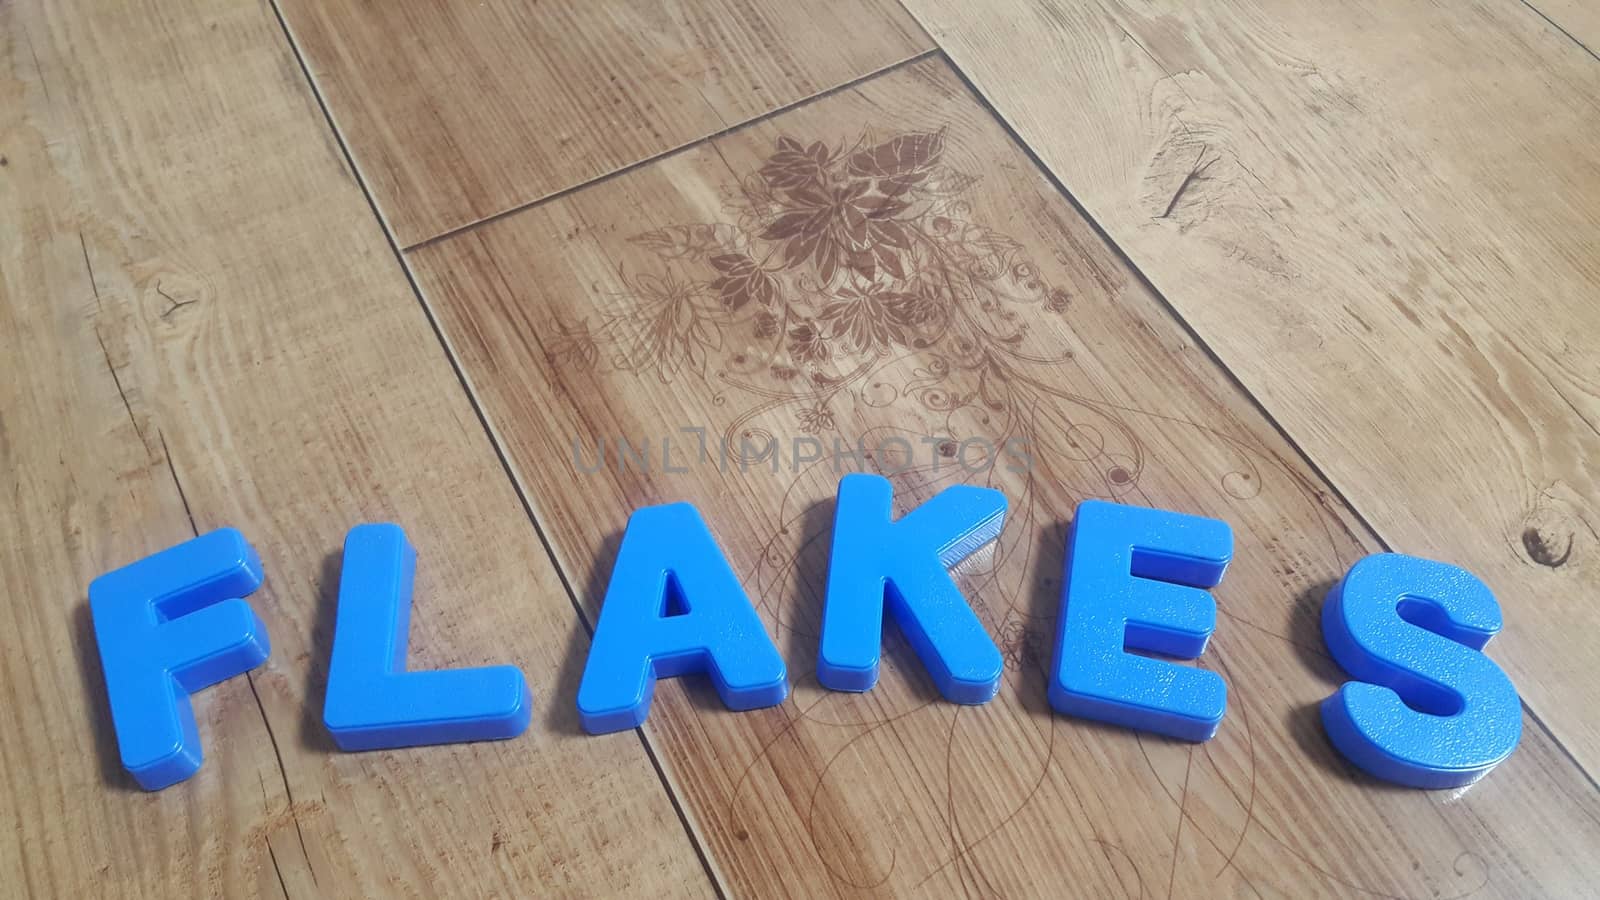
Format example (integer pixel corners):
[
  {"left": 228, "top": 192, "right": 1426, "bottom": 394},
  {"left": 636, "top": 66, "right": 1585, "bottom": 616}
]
[{"left": 90, "top": 475, "right": 1520, "bottom": 792}]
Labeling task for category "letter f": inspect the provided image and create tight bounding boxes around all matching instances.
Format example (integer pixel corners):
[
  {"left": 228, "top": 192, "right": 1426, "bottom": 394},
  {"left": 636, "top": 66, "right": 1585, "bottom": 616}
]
[{"left": 90, "top": 528, "right": 271, "bottom": 791}]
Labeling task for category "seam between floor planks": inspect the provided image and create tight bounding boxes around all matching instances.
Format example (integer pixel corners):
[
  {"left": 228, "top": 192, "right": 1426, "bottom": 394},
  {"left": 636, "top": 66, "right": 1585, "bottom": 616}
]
[
  {"left": 275, "top": 1, "right": 1600, "bottom": 871},
  {"left": 931, "top": 47, "right": 1600, "bottom": 797},
  {"left": 263, "top": 1, "right": 732, "bottom": 894},
  {"left": 7, "top": 0, "right": 719, "bottom": 892},
  {"left": 896, "top": 0, "right": 1600, "bottom": 783},
  {"left": 1520, "top": 0, "right": 1600, "bottom": 61},
  {"left": 270, "top": 7, "right": 1600, "bottom": 892},
  {"left": 399, "top": 47, "right": 945, "bottom": 255}
]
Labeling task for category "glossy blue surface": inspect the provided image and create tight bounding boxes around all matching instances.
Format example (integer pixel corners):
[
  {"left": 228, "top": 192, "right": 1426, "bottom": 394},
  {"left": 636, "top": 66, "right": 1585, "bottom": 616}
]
[
  {"left": 1320, "top": 553, "right": 1521, "bottom": 788},
  {"left": 578, "top": 503, "right": 787, "bottom": 734},
  {"left": 818, "top": 474, "right": 1006, "bottom": 704},
  {"left": 1049, "top": 500, "right": 1231, "bottom": 741},
  {"left": 323, "top": 524, "right": 531, "bottom": 751},
  {"left": 89, "top": 528, "right": 271, "bottom": 790}
]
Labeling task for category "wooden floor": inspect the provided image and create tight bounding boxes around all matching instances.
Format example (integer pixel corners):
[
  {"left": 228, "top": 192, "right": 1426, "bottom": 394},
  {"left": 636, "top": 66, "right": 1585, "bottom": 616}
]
[{"left": 4, "top": 1, "right": 1597, "bottom": 897}]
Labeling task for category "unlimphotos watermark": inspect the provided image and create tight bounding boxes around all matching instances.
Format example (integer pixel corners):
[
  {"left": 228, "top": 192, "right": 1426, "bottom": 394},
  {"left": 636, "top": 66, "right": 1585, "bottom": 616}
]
[{"left": 571, "top": 427, "right": 1033, "bottom": 476}]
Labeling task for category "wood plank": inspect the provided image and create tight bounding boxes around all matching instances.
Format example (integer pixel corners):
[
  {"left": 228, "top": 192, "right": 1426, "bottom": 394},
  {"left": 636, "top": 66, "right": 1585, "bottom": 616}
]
[
  {"left": 409, "top": 57, "right": 1600, "bottom": 898},
  {"left": 1531, "top": 0, "right": 1600, "bottom": 54},
  {"left": 276, "top": 0, "right": 932, "bottom": 247},
  {"left": 904, "top": 0, "right": 1600, "bottom": 775},
  {"left": 0, "top": 2, "right": 710, "bottom": 896}
]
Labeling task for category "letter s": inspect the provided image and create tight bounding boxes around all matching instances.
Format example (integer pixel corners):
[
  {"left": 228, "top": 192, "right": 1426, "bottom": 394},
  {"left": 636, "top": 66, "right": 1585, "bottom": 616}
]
[{"left": 1320, "top": 554, "right": 1521, "bottom": 788}]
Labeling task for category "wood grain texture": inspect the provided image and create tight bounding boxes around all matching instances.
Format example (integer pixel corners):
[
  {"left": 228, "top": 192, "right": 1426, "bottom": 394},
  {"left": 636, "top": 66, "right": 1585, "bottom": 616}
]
[
  {"left": 0, "top": 2, "right": 709, "bottom": 896},
  {"left": 276, "top": 0, "right": 932, "bottom": 247},
  {"left": 1530, "top": 0, "right": 1600, "bottom": 54},
  {"left": 409, "top": 58, "right": 1600, "bottom": 898},
  {"left": 904, "top": 0, "right": 1600, "bottom": 776}
]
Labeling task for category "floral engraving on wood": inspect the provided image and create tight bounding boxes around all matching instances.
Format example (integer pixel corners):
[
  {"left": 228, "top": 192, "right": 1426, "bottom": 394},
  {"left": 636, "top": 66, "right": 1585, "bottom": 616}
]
[
  {"left": 552, "top": 129, "right": 1086, "bottom": 456},
  {"left": 547, "top": 128, "right": 1484, "bottom": 899}
]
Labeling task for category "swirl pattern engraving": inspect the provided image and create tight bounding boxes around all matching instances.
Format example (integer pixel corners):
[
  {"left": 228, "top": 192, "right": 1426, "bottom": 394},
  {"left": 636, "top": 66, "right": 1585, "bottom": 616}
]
[{"left": 545, "top": 126, "right": 1494, "bottom": 898}]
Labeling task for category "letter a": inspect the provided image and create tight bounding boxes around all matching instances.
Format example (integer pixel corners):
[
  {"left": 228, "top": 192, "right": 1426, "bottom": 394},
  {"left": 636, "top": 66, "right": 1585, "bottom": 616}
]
[{"left": 578, "top": 503, "right": 787, "bottom": 734}]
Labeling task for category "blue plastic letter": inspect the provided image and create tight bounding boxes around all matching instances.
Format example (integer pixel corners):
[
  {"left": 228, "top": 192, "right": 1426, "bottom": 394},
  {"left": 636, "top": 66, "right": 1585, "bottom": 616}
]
[
  {"left": 1320, "top": 554, "right": 1521, "bottom": 788},
  {"left": 1049, "top": 500, "right": 1231, "bottom": 741},
  {"left": 578, "top": 503, "right": 787, "bottom": 734},
  {"left": 323, "top": 524, "right": 531, "bottom": 750},
  {"left": 818, "top": 473, "right": 1006, "bottom": 703},
  {"left": 89, "top": 528, "right": 271, "bottom": 790}
]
